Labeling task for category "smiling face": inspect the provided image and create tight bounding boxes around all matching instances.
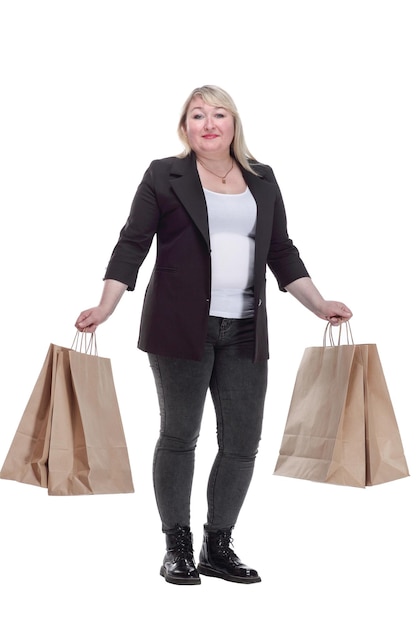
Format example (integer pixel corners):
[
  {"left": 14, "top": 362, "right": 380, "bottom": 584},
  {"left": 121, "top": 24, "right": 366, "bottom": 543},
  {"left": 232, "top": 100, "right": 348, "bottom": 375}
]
[{"left": 183, "top": 96, "right": 235, "bottom": 160}]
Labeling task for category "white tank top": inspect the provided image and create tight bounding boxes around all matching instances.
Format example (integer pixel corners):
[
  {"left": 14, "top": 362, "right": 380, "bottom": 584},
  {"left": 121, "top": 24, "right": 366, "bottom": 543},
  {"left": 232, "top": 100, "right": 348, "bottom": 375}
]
[{"left": 204, "top": 187, "right": 257, "bottom": 319}]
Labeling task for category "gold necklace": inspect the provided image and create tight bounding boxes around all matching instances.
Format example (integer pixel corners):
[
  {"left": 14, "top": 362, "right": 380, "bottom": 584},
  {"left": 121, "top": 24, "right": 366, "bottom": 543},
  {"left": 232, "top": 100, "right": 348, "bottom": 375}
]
[{"left": 197, "top": 159, "right": 234, "bottom": 184}]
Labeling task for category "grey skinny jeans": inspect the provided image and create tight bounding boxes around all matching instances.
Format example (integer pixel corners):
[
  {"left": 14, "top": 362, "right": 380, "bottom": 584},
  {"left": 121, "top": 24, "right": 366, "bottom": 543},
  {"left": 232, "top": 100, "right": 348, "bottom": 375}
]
[{"left": 148, "top": 316, "right": 268, "bottom": 533}]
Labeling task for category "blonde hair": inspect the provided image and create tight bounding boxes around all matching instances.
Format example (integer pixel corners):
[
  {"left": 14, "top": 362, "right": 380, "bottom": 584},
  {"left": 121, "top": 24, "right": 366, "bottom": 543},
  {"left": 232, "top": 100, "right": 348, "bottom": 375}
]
[{"left": 177, "top": 85, "right": 259, "bottom": 175}]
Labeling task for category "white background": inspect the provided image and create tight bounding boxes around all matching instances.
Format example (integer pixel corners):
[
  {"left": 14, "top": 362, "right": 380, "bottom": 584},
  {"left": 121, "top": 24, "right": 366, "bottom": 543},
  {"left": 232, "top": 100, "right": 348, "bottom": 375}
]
[{"left": 1, "top": 1, "right": 416, "bottom": 624}]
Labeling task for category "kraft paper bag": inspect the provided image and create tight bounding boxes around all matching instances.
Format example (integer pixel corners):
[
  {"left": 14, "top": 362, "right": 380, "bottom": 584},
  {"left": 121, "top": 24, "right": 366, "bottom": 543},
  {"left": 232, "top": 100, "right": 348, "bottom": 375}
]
[
  {"left": 274, "top": 323, "right": 409, "bottom": 487},
  {"left": 0, "top": 335, "right": 134, "bottom": 495}
]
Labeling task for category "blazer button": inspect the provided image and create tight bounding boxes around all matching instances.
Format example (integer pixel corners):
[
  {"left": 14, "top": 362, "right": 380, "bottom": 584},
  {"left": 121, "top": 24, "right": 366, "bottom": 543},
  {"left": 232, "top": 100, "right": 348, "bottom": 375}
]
[{"left": 258, "top": 299, "right": 262, "bottom": 307}]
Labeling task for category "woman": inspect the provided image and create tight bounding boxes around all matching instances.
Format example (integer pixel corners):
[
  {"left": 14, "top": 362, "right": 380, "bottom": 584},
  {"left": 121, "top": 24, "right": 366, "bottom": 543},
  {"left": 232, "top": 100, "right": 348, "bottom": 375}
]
[{"left": 75, "top": 85, "right": 352, "bottom": 585}]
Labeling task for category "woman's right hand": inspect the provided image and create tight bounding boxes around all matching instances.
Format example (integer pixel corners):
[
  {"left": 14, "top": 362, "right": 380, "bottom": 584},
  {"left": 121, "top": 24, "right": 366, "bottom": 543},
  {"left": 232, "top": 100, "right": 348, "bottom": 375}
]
[
  {"left": 75, "top": 306, "right": 109, "bottom": 333},
  {"left": 75, "top": 279, "right": 129, "bottom": 333}
]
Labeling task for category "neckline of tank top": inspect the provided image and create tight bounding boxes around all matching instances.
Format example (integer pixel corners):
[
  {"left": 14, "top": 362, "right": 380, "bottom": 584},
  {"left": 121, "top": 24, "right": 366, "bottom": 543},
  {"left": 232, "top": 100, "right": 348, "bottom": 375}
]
[{"left": 203, "top": 186, "right": 249, "bottom": 197}]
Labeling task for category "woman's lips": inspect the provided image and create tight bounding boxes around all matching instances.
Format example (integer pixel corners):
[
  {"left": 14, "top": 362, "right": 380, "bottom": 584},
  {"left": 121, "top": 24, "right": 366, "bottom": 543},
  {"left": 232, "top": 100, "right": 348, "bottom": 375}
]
[{"left": 202, "top": 134, "right": 219, "bottom": 139}]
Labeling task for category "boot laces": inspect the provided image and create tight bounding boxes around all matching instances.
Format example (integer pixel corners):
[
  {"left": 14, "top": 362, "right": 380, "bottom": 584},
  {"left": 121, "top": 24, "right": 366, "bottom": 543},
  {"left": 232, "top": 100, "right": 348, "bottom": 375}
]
[
  {"left": 216, "top": 530, "right": 239, "bottom": 563},
  {"left": 172, "top": 526, "right": 194, "bottom": 561}
]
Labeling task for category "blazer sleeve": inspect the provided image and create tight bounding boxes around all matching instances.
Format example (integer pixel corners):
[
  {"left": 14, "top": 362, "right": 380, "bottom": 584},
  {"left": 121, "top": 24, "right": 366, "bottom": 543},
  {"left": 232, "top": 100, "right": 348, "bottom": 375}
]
[
  {"left": 104, "top": 162, "right": 159, "bottom": 290},
  {"left": 264, "top": 165, "right": 310, "bottom": 291}
]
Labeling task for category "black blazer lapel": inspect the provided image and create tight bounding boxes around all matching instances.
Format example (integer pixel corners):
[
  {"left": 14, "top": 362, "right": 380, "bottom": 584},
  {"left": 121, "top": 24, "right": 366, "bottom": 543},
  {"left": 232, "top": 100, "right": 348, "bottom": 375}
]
[
  {"left": 242, "top": 167, "right": 277, "bottom": 270},
  {"left": 169, "top": 154, "right": 210, "bottom": 249}
]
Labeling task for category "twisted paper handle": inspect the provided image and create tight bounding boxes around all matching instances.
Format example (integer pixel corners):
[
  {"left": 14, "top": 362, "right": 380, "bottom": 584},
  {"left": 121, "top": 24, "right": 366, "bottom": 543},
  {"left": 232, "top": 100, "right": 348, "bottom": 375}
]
[
  {"left": 323, "top": 321, "right": 354, "bottom": 347},
  {"left": 71, "top": 331, "right": 98, "bottom": 355}
]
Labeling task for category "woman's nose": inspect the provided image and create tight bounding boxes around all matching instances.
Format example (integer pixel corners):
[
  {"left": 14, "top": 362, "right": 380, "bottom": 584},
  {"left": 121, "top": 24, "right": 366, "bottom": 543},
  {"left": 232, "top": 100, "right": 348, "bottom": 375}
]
[{"left": 204, "top": 116, "right": 215, "bottom": 130}]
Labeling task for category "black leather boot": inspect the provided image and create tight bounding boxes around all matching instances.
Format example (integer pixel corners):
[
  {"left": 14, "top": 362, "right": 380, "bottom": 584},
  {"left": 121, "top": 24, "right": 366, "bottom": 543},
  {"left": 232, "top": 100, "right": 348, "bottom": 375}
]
[
  {"left": 160, "top": 525, "right": 201, "bottom": 585},
  {"left": 198, "top": 527, "right": 261, "bottom": 583}
]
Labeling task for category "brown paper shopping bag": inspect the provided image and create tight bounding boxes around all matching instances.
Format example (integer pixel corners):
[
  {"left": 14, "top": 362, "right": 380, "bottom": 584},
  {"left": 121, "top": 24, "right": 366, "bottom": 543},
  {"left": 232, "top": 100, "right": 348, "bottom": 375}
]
[
  {"left": 0, "top": 334, "right": 134, "bottom": 495},
  {"left": 274, "top": 323, "right": 409, "bottom": 487}
]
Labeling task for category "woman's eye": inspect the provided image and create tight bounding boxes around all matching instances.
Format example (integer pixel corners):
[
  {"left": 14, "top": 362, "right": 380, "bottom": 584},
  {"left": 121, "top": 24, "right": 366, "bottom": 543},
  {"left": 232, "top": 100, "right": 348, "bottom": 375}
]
[
  {"left": 192, "top": 114, "right": 203, "bottom": 120},
  {"left": 215, "top": 113, "right": 225, "bottom": 118}
]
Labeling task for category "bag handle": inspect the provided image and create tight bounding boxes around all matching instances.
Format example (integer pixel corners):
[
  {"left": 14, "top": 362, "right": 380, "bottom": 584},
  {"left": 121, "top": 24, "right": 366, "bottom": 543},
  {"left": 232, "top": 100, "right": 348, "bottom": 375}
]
[
  {"left": 71, "top": 331, "right": 98, "bottom": 355},
  {"left": 323, "top": 321, "right": 354, "bottom": 347}
]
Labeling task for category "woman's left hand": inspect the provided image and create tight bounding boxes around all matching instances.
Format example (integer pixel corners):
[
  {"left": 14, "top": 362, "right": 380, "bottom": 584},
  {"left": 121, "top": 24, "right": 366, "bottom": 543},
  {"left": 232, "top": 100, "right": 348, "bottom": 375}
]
[{"left": 319, "top": 301, "right": 353, "bottom": 325}]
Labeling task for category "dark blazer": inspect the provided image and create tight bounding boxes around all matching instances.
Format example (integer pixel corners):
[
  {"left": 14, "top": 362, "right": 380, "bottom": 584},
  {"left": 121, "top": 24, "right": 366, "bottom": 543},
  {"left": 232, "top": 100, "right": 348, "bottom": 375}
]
[{"left": 104, "top": 152, "right": 309, "bottom": 361}]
